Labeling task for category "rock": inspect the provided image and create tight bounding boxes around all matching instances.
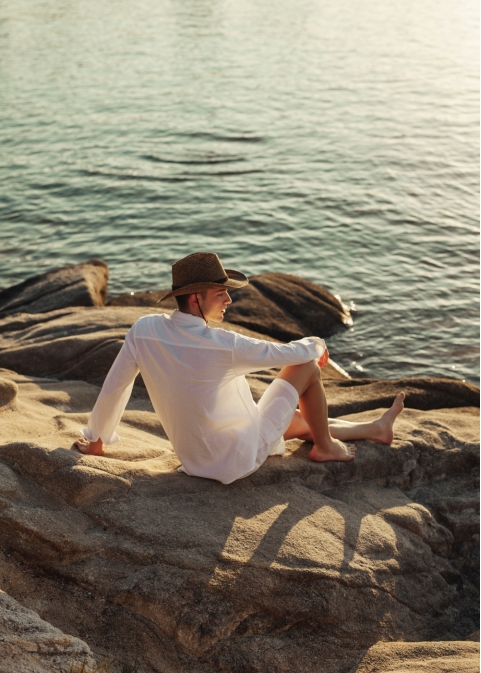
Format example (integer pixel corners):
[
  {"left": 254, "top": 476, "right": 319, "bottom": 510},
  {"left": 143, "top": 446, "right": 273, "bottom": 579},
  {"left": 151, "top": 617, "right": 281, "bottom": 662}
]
[
  {"left": 353, "top": 641, "right": 480, "bottom": 673},
  {"left": 0, "top": 367, "right": 477, "bottom": 672},
  {"left": 222, "top": 272, "right": 353, "bottom": 341},
  {"left": 0, "top": 306, "right": 349, "bottom": 384},
  {"left": 0, "top": 259, "right": 108, "bottom": 318},
  {"left": 0, "top": 378, "right": 17, "bottom": 409},
  {"left": 322, "top": 377, "right": 480, "bottom": 415},
  {"left": 108, "top": 289, "right": 173, "bottom": 308},
  {"left": 0, "top": 462, "right": 19, "bottom": 496},
  {"left": 0, "top": 589, "right": 96, "bottom": 673},
  {"left": 0, "top": 306, "right": 142, "bottom": 383},
  {"left": 0, "top": 265, "right": 478, "bottom": 673},
  {"left": 109, "top": 272, "right": 353, "bottom": 341}
]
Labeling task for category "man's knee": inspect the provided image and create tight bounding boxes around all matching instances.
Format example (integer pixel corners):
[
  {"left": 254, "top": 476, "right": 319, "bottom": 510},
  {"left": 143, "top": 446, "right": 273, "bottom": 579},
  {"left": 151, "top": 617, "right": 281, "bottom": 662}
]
[{"left": 278, "top": 359, "right": 321, "bottom": 396}]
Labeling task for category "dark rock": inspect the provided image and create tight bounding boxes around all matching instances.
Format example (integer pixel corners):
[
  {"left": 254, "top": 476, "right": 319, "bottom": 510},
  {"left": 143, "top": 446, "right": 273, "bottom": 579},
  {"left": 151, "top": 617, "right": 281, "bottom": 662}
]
[
  {"left": 323, "top": 377, "right": 480, "bottom": 416},
  {"left": 108, "top": 289, "right": 175, "bottom": 309},
  {"left": 225, "top": 272, "right": 353, "bottom": 341},
  {"left": 0, "top": 259, "right": 108, "bottom": 318},
  {"left": 0, "top": 306, "right": 141, "bottom": 383}
]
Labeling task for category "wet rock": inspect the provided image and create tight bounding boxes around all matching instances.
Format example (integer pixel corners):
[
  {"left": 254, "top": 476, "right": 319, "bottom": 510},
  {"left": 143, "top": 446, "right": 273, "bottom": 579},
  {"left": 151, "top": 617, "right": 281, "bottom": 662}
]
[
  {"left": 0, "top": 590, "right": 96, "bottom": 673},
  {"left": 0, "top": 368, "right": 477, "bottom": 672},
  {"left": 224, "top": 272, "right": 353, "bottom": 341},
  {"left": 0, "top": 259, "right": 108, "bottom": 318}
]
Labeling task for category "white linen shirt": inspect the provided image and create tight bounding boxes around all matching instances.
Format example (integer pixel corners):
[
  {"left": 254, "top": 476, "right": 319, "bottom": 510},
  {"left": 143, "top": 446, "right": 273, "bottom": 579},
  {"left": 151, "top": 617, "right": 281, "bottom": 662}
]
[{"left": 82, "top": 310, "right": 326, "bottom": 484}]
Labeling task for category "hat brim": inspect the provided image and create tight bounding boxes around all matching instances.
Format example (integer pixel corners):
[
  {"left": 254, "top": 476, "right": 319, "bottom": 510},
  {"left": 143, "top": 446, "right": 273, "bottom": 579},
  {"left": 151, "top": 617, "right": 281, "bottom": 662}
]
[{"left": 157, "top": 269, "right": 248, "bottom": 302}]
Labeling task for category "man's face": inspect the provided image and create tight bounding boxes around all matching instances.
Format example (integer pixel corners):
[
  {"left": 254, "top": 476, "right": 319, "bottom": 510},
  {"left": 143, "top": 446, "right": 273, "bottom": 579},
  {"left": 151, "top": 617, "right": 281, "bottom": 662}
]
[{"left": 199, "top": 288, "right": 232, "bottom": 322}]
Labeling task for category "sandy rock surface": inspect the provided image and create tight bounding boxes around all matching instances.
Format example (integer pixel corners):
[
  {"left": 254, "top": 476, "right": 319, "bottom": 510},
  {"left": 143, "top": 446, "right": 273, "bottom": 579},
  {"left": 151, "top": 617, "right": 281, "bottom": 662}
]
[
  {"left": 0, "top": 261, "right": 478, "bottom": 673},
  {"left": 353, "top": 641, "right": 479, "bottom": 673},
  {"left": 0, "top": 259, "right": 108, "bottom": 319},
  {"left": 0, "top": 367, "right": 478, "bottom": 673},
  {"left": 0, "top": 589, "right": 96, "bottom": 673}
]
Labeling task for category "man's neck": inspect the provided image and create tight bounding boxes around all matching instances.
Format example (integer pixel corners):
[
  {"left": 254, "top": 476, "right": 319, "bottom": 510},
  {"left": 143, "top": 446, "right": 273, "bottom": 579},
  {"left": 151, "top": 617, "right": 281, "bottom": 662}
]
[{"left": 179, "top": 308, "right": 207, "bottom": 324}]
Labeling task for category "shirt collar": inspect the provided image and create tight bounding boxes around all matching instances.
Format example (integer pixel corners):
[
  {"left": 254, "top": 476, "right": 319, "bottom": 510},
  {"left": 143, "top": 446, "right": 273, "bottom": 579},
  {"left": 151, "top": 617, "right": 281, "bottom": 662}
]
[{"left": 169, "top": 309, "right": 206, "bottom": 328}]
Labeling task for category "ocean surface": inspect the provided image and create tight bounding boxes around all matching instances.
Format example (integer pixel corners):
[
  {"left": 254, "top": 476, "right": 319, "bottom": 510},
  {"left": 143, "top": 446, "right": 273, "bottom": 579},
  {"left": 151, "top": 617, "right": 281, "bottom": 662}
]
[{"left": 0, "top": 0, "right": 479, "bottom": 383}]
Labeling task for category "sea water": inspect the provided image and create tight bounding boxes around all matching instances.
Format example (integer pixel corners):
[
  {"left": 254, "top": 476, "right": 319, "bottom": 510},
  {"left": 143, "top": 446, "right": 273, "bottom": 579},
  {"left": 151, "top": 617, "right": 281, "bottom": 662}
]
[{"left": 0, "top": 0, "right": 478, "bottom": 383}]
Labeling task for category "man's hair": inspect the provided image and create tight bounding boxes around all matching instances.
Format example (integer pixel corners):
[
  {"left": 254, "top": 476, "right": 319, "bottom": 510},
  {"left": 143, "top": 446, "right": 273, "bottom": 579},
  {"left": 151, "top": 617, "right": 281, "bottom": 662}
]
[{"left": 176, "top": 291, "right": 207, "bottom": 312}]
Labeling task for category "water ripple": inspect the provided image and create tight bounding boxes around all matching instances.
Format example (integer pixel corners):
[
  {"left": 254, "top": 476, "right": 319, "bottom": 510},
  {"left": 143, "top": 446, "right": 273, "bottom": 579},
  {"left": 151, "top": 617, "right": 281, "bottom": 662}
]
[{"left": 0, "top": 0, "right": 478, "bottom": 383}]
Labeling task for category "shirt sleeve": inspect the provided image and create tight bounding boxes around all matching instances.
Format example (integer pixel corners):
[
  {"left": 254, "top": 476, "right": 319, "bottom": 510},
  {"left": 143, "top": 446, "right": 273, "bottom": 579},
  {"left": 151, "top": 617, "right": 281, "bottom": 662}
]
[
  {"left": 81, "top": 332, "right": 139, "bottom": 445},
  {"left": 232, "top": 333, "right": 326, "bottom": 376}
]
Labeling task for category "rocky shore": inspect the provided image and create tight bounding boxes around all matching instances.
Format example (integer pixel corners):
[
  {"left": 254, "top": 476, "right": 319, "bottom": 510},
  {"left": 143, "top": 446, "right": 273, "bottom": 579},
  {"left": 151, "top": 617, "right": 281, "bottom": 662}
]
[{"left": 0, "top": 260, "right": 478, "bottom": 673}]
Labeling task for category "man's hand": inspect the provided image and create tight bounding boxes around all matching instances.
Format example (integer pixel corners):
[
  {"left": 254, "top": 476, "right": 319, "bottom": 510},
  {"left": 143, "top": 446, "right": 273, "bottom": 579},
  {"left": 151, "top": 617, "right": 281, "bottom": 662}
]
[
  {"left": 74, "top": 437, "right": 104, "bottom": 455},
  {"left": 318, "top": 348, "right": 329, "bottom": 368}
]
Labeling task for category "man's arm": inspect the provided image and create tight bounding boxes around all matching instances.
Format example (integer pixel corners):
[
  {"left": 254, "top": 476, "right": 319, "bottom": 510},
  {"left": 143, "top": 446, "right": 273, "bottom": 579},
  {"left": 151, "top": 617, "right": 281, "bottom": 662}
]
[
  {"left": 232, "top": 333, "right": 326, "bottom": 376},
  {"left": 79, "top": 334, "right": 139, "bottom": 451}
]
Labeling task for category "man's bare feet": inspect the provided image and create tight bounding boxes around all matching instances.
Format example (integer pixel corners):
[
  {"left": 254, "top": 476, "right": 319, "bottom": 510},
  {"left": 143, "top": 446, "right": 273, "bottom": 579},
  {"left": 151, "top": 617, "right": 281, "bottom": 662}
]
[
  {"left": 371, "top": 392, "right": 405, "bottom": 445},
  {"left": 309, "top": 438, "right": 357, "bottom": 462},
  {"left": 74, "top": 437, "right": 104, "bottom": 456}
]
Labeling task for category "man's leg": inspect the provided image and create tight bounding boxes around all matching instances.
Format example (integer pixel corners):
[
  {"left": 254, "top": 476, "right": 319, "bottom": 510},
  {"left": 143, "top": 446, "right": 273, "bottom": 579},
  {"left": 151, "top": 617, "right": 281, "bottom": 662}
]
[
  {"left": 277, "top": 361, "right": 356, "bottom": 462},
  {"left": 285, "top": 392, "right": 405, "bottom": 445}
]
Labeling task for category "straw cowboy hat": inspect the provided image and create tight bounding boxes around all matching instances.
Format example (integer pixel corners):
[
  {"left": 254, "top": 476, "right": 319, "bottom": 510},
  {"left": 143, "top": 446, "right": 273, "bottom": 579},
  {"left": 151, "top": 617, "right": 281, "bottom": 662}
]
[{"left": 158, "top": 252, "right": 249, "bottom": 301}]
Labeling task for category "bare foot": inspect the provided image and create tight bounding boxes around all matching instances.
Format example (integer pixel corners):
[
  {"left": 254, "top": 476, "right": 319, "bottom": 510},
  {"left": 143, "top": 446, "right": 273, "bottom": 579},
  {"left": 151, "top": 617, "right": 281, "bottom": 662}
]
[
  {"left": 74, "top": 437, "right": 104, "bottom": 456},
  {"left": 309, "top": 438, "right": 356, "bottom": 462},
  {"left": 371, "top": 392, "right": 405, "bottom": 445}
]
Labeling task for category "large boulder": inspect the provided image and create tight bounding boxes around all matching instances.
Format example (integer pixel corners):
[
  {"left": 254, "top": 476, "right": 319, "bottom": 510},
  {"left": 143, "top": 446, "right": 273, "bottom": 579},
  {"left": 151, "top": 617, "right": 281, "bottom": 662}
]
[
  {"left": 0, "top": 306, "right": 143, "bottom": 383},
  {"left": 0, "top": 259, "right": 108, "bottom": 318},
  {"left": 0, "top": 368, "right": 477, "bottom": 672},
  {"left": 224, "top": 272, "right": 353, "bottom": 341}
]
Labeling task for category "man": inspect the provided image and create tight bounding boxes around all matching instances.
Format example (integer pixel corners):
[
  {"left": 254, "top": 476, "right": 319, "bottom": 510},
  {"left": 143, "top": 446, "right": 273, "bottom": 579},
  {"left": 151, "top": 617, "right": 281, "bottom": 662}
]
[{"left": 76, "top": 252, "right": 404, "bottom": 484}]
